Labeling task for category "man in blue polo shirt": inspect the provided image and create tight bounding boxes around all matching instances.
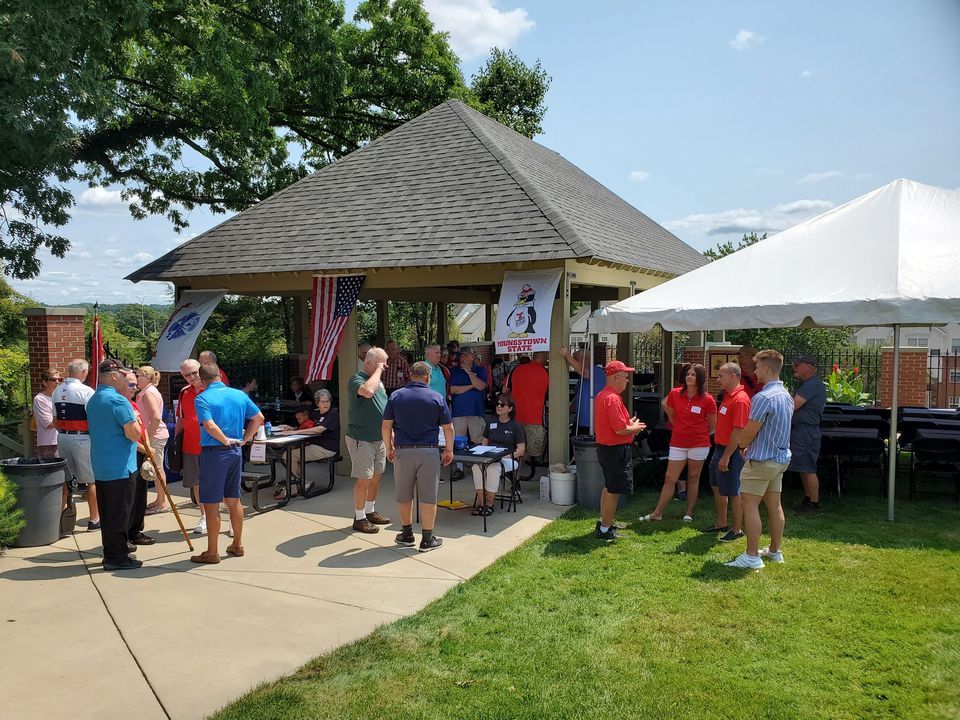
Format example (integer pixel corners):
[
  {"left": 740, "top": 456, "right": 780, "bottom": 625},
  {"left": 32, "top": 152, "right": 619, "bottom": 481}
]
[
  {"left": 725, "top": 349, "right": 793, "bottom": 570},
  {"left": 382, "top": 362, "right": 454, "bottom": 552},
  {"left": 191, "top": 363, "right": 264, "bottom": 564},
  {"left": 87, "top": 359, "right": 143, "bottom": 571}
]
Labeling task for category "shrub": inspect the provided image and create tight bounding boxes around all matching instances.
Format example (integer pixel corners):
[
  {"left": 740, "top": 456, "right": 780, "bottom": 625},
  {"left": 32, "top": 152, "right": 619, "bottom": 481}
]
[
  {"left": 826, "top": 363, "right": 872, "bottom": 406},
  {"left": 0, "top": 469, "right": 26, "bottom": 549}
]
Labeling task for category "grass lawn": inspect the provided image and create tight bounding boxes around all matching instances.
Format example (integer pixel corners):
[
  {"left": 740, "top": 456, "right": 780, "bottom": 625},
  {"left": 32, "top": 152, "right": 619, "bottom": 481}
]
[{"left": 214, "top": 487, "right": 960, "bottom": 720}]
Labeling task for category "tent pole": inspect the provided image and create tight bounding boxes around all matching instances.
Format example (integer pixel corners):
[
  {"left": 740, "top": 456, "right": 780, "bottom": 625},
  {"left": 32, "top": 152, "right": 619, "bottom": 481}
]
[
  {"left": 887, "top": 325, "right": 900, "bottom": 522},
  {"left": 588, "top": 321, "right": 595, "bottom": 435}
]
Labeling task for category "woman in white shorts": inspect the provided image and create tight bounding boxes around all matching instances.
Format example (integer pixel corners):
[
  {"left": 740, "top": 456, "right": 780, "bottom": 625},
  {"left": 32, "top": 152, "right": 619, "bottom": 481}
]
[{"left": 640, "top": 363, "right": 717, "bottom": 523}]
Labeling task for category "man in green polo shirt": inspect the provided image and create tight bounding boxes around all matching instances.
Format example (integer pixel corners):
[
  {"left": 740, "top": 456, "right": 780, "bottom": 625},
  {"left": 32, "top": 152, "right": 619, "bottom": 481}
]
[{"left": 346, "top": 346, "right": 392, "bottom": 533}]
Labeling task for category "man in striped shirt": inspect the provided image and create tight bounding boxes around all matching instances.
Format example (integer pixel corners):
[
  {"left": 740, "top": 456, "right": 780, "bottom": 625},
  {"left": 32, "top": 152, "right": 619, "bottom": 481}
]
[{"left": 725, "top": 349, "right": 793, "bottom": 570}]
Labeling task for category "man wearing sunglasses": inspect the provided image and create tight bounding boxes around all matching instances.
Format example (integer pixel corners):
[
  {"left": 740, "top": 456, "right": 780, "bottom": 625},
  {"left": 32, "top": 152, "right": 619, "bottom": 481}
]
[{"left": 175, "top": 359, "right": 205, "bottom": 525}]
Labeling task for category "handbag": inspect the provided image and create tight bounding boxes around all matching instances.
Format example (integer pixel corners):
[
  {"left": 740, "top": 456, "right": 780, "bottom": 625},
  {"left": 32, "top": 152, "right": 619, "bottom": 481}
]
[{"left": 167, "top": 431, "right": 184, "bottom": 472}]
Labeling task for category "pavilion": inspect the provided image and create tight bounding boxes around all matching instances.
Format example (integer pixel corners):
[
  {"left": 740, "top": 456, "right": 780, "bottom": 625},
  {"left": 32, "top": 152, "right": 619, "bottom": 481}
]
[{"left": 129, "top": 100, "right": 706, "bottom": 466}]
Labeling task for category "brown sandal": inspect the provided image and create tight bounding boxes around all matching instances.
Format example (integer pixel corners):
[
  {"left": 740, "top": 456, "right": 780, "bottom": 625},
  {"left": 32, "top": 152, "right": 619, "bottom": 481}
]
[{"left": 226, "top": 544, "right": 244, "bottom": 557}]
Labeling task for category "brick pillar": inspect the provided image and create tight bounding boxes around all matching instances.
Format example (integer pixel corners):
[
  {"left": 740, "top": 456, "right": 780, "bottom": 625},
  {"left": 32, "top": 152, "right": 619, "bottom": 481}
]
[
  {"left": 23, "top": 308, "right": 86, "bottom": 395},
  {"left": 879, "top": 347, "right": 928, "bottom": 408}
]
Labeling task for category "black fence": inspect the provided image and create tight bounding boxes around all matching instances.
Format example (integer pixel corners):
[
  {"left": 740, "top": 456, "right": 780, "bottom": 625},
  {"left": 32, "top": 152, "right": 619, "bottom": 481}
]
[
  {"left": 781, "top": 347, "right": 883, "bottom": 404},
  {"left": 928, "top": 350, "right": 960, "bottom": 409}
]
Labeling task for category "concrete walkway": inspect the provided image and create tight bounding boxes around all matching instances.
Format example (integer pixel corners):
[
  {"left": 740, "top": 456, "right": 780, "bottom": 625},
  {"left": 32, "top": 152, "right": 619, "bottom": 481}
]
[{"left": 0, "top": 465, "right": 566, "bottom": 720}]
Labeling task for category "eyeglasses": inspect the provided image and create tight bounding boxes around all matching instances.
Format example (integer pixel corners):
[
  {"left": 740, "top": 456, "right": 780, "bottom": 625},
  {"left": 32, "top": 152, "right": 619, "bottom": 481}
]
[
  {"left": 182, "top": 371, "right": 199, "bottom": 378},
  {"left": 496, "top": 402, "right": 509, "bottom": 407}
]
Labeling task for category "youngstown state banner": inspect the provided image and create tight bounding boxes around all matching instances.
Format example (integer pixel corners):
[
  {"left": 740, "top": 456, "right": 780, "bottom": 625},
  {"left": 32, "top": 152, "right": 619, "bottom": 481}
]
[{"left": 494, "top": 269, "right": 563, "bottom": 354}]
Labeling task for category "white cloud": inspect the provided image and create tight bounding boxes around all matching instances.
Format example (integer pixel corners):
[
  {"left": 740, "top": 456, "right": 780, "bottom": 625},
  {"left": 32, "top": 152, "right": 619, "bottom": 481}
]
[
  {"left": 103, "top": 248, "right": 121, "bottom": 257},
  {"left": 800, "top": 69, "right": 813, "bottom": 79},
  {"left": 132, "top": 251, "right": 155, "bottom": 263},
  {"left": 797, "top": 170, "right": 842, "bottom": 184},
  {"left": 666, "top": 198, "right": 835, "bottom": 237},
  {"left": 78, "top": 186, "right": 124, "bottom": 206},
  {"left": 729, "top": 29, "right": 766, "bottom": 51},
  {"left": 628, "top": 170, "right": 651, "bottom": 182},
  {"left": 424, "top": 0, "right": 534, "bottom": 60}
]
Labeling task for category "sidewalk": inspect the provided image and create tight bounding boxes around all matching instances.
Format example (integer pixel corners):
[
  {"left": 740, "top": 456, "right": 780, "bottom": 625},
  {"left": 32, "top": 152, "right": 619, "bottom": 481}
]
[{"left": 0, "top": 466, "right": 566, "bottom": 720}]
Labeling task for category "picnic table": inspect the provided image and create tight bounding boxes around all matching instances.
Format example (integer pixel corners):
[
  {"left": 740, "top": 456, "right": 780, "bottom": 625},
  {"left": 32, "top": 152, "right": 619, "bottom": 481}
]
[
  {"left": 446, "top": 446, "right": 518, "bottom": 533},
  {"left": 246, "top": 433, "right": 310, "bottom": 513}
]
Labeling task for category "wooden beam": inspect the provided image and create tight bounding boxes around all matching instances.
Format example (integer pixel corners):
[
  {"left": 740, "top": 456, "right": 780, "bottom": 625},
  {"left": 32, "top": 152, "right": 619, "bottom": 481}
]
[
  {"left": 360, "top": 287, "right": 498, "bottom": 304},
  {"left": 660, "top": 330, "right": 674, "bottom": 397},
  {"left": 336, "top": 310, "right": 357, "bottom": 477},
  {"left": 292, "top": 297, "right": 310, "bottom": 354},
  {"left": 484, "top": 304, "right": 494, "bottom": 342},
  {"left": 438, "top": 302, "right": 449, "bottom": 344},
  {"left": 548, "top": 268, "right": 573, "bottom": 466},
  {"left": 616, "top": 285, "right": 635, "bottom": 405}
]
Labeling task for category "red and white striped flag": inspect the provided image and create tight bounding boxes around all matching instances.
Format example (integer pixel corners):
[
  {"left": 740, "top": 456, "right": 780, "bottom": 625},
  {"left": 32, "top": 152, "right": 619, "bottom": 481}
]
[
  {"left": 88, "top": 310, "right": 105, "bottom": 389},
  {"left": 305, "top": 275, "right": 365, "bottom": 382}
]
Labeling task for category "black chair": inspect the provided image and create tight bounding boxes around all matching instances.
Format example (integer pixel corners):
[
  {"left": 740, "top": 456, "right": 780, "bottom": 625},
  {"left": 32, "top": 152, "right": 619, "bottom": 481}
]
[
  {"left": 825, "top": 433, "right": 885, "bottom": 498},
  {"left": 818, "top": 428, "right": 879, "bottom": 498},
  {"left": 910, "top": 436, "right": 960, "bottom": 506}
]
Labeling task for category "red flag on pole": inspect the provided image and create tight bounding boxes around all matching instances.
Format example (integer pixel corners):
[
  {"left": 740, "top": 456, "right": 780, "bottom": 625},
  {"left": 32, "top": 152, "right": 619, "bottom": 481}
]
[
  {"left": 88, "top": 305, "right": 105, "bottom": 389},
  {"left": 305, "top": 275, "right": 365, "bottom": 382}
]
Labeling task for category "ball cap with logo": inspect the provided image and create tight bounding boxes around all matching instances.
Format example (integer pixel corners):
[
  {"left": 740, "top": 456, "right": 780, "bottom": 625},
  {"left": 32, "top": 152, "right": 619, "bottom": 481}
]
[
  {"left": 604, "top": 360, "right": 636, "bottom": 376},
  {"left": 99, "top": 358, "right": 131, "bottom": 374}
]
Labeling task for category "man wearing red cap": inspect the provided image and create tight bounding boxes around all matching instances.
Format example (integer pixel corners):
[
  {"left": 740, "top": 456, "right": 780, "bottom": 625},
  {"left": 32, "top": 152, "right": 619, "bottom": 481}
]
[{"left": 594, "top": 360, "right": 647, "bottom": 540}]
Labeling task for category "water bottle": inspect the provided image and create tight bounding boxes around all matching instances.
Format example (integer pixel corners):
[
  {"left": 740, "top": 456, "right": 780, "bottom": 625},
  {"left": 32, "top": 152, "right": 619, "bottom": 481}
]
[{"left": 265, "top": 421, "right": 273, "bottom": 436}]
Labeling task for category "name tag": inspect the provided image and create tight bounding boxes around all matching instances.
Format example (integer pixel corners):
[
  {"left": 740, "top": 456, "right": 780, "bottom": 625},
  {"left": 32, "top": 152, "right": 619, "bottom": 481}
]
[
  {"left": 719, "top": 406, "right": 728, "bottom": 415},
  {"left": 691, "top": 406, "right": 702, "bottom": 415},
  {"left": 489, "top": 423, "right": 498, "bottom": 429}
]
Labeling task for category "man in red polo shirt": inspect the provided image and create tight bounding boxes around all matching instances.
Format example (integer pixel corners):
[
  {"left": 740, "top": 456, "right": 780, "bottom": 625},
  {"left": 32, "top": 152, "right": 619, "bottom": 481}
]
[
  {"left": 703, "top": 362, "right": 751, "bottom": 542},
  {"left": 738, "top": 345, "right": 762, "bottom": 398},
  {"left": 594, "top": 360, "right": 647, "bottom": 540},
  {"left": 507, "top": 351, "right": 549, "bottom": 464},
  {"left": 175, "top": 359, "right": 205, "bottom": 521}
]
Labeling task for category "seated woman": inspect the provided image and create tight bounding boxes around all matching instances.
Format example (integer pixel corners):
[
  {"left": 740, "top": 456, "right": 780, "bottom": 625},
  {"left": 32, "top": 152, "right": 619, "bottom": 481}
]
[
  {"left": 285, "top": 376, "right": 314, "bottom": 405},
  {"left": 471, "top": 394, "right": 525, "bottom": 517},
  {"left": 275, "top": 389, "right": 340, "bottom": 499}
]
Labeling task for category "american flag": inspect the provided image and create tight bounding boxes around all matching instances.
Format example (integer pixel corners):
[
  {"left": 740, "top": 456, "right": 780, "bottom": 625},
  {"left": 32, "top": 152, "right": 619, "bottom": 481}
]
[{"left": 306, "top": 275, "right": 366, "bottom": 382}]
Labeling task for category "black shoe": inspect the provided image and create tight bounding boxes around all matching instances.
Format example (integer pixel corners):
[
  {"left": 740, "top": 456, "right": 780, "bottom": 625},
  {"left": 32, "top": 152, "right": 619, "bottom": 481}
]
[
  {"left": 103, "top": 557, "right": 143, "bottom": 571},
  {"left": 718, "top": 529, "right": 745, "bottom": 543},
  {"left": 418, "top": 535, "right": 443, "bottom": 552},
  {"left": 126, "top": 542, "right": 137, "bottom": 554},
  {"left": 451, "top": 469, "right": 464, "bottom": 481},
  {"left": 131, "top": 533, "right": 155, "bottom": 545},
  {"left": 86, "top": 520, "right": 100, "bottom": 531},
  {"left": 795, "top": 499, "right": 823, "bottom": 516},
  {"left": 700, "top": 525, "right": 729, "bottom": 534},
  {"left": 395, "top": 532, "right": 416, "bottom": 547},
  {"left": 596, "top": 526, "right": 619, "bottom": 540}
]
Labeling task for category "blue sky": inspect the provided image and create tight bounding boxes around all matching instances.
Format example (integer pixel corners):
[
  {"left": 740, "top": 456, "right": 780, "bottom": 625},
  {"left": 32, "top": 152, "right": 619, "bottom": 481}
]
[{"left": 13, "top": 0, "right": 960, "bottom": 304}]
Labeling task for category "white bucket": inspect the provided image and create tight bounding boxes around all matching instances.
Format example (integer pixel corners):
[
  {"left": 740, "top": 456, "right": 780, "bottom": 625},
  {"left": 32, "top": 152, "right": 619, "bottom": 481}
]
[{"left": 550, "top": 470, "right": 576, "bottom": 506}]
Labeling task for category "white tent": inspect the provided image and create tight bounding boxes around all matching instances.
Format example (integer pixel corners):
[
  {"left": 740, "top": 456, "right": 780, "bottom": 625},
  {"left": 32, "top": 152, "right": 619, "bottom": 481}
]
[{"left": 593, "top": 179, "right": 960, "bottom": 520}]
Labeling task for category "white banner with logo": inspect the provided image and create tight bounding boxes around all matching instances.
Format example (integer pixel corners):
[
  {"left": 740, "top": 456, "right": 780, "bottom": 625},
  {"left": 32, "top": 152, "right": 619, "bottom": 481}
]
[
  {"left": 151, "top": 290, "right": 226, "bottom": 371},
  {"left": 493, "top": 269, "right": 563, "bottom": 354}
]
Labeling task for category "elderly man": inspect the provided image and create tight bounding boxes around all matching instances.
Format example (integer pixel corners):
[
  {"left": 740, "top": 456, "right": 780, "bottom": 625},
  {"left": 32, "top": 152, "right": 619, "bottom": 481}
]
[
  {"left": 423, "top": 344, "right": 450, "bottom": 403},
  {"left": 198, "top": 350, "right": 229, "bottom": 385},
  {"left": 595, "top": 361, "right": 646, "bottom": 540},
  {"left": 507, "top": 351, "right": 548, "bottom": 464},
  {"left": 738, "top": 345, "right": 763, "bottom": 397},
  {"left": 725, "top": 350, "right": 793, "bottom": 570},
  {"left": 559, "top": 347, "right": 608, "bottom": 436},
  {"left": 346, "top": 346, "right": 392, "bottom": 533},
  {"left": 703, "top": 362, "right": 750, "bottom": 541},
  {"left": 790, "top": 354, "right": 827, "bottom": 516},
  {"left": 54, "top": 358, "right": 99, "bottom": 529},
  {"left": 449, "top": 346, "right": 488, "bottom": 479},
  {"left": 175, "top": 359, "right": 207, "bottom": 531},
  {"left": 382, "top": 361, "right": 454, "bottom": 552},
  {"left": 87, "top": 359, "right": 143, "bottom": 571},
  {"left": 191, "top": 363, "right": 264, "bottom": 563},
  {"left": 382, "top": 340, "right": 410, "bottom": 396}
]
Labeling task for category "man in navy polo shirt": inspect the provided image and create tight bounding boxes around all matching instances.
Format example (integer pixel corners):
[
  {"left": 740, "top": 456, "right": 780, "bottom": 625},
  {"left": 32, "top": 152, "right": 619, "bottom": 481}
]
[
  {"left": 191, "top": 363, "right": 264, "bottom": 564},
  {"left": 382, "top": 362, "right": 454, "bottom": 552},
  {"left": 87, "top": 359, "right": 143, "bottom": 571}
]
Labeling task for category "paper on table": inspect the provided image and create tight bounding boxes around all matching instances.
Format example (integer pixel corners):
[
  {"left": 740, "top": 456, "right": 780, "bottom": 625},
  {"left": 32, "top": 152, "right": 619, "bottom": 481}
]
[{"left": 469, "top": 445, "right": 507, "bottom": 455}]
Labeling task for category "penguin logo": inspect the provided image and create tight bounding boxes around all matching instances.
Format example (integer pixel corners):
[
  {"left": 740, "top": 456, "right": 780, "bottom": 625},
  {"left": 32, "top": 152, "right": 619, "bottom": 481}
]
[
  {"left": 166, "top": 311, "right": 201, "bottom": 340},
  {"left": 505, "top": 284, "right": 537, "bottom": 338}
]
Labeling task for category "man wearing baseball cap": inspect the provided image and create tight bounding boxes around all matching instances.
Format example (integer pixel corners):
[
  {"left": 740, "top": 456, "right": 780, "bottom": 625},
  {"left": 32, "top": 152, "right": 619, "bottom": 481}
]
[
  {"left": 86, "top": 359, "right": 144, "bottom": 571},
  {"left": 790, "top": 353, "right": 827, "bottom": 515},
  {"left": 594, "top": 360, "right": 647, "bottom": 540}
]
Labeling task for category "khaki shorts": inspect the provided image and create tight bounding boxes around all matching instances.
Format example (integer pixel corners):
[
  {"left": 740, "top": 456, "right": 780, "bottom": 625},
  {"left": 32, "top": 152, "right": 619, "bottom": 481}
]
[
  {"left": 739, "top": 459, "right": 789, "bottom": 496},
  {"left": 393, "top": 447, "right": 441, "bottom": 504},
  {"left": 523, "top": 424, "right": 546, "bottom": 458},
  {"left": 345, "top": 437, "right": 386, "bottom": 480},
  {"left": 453, "top": 416, "right": 485, "bottom": 444}
]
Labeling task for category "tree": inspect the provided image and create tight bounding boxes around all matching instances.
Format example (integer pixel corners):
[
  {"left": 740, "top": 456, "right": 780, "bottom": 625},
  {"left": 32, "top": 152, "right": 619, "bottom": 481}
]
[
  {"left": 702, "top": 232, "right": 766, "bottom": 261},
  {"left": 1, "top": 0, "right": 550, "bottom": 279}
]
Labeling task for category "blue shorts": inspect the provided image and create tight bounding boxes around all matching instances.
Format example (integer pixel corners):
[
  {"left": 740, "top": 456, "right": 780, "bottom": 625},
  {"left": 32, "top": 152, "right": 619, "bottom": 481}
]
[
  {"left": 709, "top": 445, "right": 744, "bottom": 497},
  {"left": 788, "top": 424, "right": 821, "bottom": 473},
  {"left": 198, "top": 445, "right": 243, "bottom": 504}
]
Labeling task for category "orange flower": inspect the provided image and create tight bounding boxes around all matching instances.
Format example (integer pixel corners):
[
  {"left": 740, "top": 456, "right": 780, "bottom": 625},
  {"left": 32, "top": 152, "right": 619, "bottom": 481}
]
[
  {"left": 832, "top": 363, "right": 839, "bottom": 373},
  {"left": 853, "top": 367, "right": 860, "bottom": 375}
]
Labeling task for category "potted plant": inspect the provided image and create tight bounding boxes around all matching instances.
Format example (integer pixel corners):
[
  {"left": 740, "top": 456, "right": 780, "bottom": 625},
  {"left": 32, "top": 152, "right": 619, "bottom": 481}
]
[{"left": 0, "top": 469, "right": 26, "bottom": 551}]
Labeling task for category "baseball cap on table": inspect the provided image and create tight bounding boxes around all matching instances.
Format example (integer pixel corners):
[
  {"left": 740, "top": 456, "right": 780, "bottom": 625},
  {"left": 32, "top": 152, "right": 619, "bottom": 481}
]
[
  {"left": 99, "top": 358, "right": 130, "bottom": 373},
  {"left": 604, "top": 360, "right": 635, "bottom": 376},
  {"left": 793, "top": 353, "right": 818, "bottom": 367}
]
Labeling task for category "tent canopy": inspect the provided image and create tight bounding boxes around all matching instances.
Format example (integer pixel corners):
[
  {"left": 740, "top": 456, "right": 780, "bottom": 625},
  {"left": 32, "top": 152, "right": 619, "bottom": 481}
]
[{"left": 595, "top": 179, "right": 960, "bottom": 333}]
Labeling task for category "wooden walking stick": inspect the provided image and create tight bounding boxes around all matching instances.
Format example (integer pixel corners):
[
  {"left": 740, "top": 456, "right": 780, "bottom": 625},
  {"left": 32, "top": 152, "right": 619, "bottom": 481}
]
[{"left": 142, "top": 441, "right": 193, "bottom": 551}]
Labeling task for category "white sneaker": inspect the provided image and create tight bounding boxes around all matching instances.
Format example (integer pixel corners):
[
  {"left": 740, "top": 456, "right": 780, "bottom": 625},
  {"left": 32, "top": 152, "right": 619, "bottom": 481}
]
[
  {"left": 193, "top": 517, "right": 207, "bottom": 535},
  {"left": 724, "top": 552, "right": 764, "bottom": 570},
  {"left": 681, "top": 515, "right": 694, "bottom": 523},
  {"left": 760, "top": 546, "right": 784, "bottom": 563}
]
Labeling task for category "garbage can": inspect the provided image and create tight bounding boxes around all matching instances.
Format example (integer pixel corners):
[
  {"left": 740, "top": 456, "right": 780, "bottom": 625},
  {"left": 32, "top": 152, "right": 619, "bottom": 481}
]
[
  {"left": 573, "top": 437, "right": 626, "bottom": 511},
  {"left": 1, "top": 457, "right": 68, "bottom": 547}
]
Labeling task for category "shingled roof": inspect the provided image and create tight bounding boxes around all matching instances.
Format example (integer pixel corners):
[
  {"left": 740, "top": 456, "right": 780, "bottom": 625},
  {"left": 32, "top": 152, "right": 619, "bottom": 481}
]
[{"left": 128, "top": 100, "right": 706, "bottom": 282}]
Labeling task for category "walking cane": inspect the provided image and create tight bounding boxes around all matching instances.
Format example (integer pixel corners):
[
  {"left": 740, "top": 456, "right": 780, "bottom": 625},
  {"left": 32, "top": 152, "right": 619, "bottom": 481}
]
[{"left": 142, "top": 440, "right": 193, "bottom": 551}]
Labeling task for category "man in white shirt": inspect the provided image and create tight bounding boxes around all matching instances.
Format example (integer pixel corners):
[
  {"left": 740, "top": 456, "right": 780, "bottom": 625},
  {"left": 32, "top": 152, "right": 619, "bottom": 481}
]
[{"left": 54, "top": 359, "right": 99, "bottom": 529}]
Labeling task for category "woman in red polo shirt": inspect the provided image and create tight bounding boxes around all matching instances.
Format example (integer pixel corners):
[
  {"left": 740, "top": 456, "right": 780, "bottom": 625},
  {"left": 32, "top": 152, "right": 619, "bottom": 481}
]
[{"left": 640, "top": 363, "right": 717, "bottom": 523}]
